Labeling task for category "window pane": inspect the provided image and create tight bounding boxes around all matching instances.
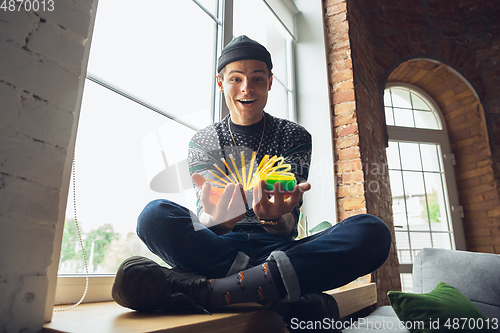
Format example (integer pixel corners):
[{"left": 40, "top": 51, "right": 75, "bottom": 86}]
[
  {"left": 403, "top": 171, "right": 430, "bottom": 231},
  {"left": 409, "top": 232, "right": 432, "bottom": 260},
  {"left": 395, "top": 231, "right": 411, "bottom": 264},
  {"left": 233, "top": 0, "right": 289, "bottom": 88},
  {"left": 62, "top": 80, "right": 196, "bottom": 274},
  {"left": 411, "top": 92, "right": 431, "bottom": 110},
  {"left": 393, "top": 107, "right": 414, "bottom": 127},
  {"left": 400, "top": 273, "right": 414, "bottom": 293},
  {"left": 384, "top": 90, "right": 393, "bottom": 107},
  {"left": 414, "top": 110, "right": 440, "bottom": 129},
  {"left": 399, "top": 142, "right": 422, "bottom": 171},
  {"left": 86, "top": 0, "right": 216, "bottom": 129},
  {"left": 387, "top": 141, "right": 401, "bottom": 169},
  {"left": 390, "top": 88, "right": 412, "bottom": 108},
  {"left": 385, "top": 106, "right": 395, "bottom": 126},
  {"left": 265, "top": 79, "right": 288, "bottom": 119},
  {"left": 389, "top": 170, "right": 404, "bottom": 198},
  {"left": 393, "top": 213, "right": 408, "bottom": 229},
  {"left": 195, "top": 0, "right": 218, "bottom": 16},
  {"left": 385, "top": 87, "right": 442, "bottom": 129},
  {"left": 424, "top": 172, "right": 450, "bottom": 232},
  {"left": 420, "top": 143, "right": 440, "bottom": 172},
  {"left": 431, "top": 232, "right": 452, "bottom": 250}
]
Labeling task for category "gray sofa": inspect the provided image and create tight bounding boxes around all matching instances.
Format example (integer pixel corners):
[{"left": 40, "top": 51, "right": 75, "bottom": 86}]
[{"left": 344, "top": 248, "right": 500, "bottom": 332}]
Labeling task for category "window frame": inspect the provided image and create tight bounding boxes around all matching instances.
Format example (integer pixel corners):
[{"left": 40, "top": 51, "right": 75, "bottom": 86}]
[
  {"left": 385, "top": 82, "right": 467, "bottom": 279},
  {"left": 52, "top": 0, "right": 301, "bottom": 307}
]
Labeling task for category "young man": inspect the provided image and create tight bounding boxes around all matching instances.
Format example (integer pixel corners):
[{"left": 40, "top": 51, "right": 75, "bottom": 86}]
[{"left": 112, "top": 36, "right": 391, "bottom": 332}]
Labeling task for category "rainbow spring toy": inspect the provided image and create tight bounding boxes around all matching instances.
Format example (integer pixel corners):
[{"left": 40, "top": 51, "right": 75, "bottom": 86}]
[{"left": 207, "top": 151, "right": 296, "bottom": 195}]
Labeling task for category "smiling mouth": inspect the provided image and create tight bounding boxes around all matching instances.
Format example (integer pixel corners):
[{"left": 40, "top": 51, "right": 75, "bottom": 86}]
[{"left": 238, "top": 99, "right": 256, "bottom": 105}]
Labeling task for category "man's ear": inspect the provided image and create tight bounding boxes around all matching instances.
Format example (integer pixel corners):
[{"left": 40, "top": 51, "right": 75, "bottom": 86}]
[
  {"left": 268, "top": 75, "right": 273, "bottom": 91},
  {"left": 216, "top": 75, "right": 224, "bottom": 93}
]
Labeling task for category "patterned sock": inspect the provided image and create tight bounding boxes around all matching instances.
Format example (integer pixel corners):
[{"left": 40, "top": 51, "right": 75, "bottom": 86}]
[{"left": 207, "top": 261, "right": 286, "bottom": 310}]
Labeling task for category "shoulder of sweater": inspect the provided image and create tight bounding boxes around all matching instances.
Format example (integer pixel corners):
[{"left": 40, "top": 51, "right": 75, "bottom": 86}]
[
  {"left": 190, "top": 119, "right": 225, "bottom": 141},
  {"left": 265, "top": 112, "right": 311, "bottom": 140}
]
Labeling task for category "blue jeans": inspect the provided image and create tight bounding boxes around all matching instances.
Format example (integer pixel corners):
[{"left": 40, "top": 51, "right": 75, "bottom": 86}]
[{"left": 137, "top": 199, "right": 391, "bottom": 302}]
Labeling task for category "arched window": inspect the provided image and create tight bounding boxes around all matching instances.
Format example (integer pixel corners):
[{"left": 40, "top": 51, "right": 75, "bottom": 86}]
[
  {"left": 385, "top": 84, "right": 466, "bottom": 292},
  {"left": 384, "top": 86, "right": 442, "bottom": 130}
]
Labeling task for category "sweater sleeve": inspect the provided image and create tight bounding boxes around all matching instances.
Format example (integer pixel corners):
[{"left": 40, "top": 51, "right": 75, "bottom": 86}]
[
  {"left": 282, "top": 128, "right": 312, "bottom": 234},
  {"left": 187, "top": 126, "right": 224, "bottom": 218}
]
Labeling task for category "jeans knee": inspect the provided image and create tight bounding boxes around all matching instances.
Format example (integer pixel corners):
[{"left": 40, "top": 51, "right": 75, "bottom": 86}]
[
  {"left": 352, "top": 214, "right": 392, "bottom": 252},
  {"left": 368, "top": 215, "right": 391, "bottom": 240},
  {"left": 137, "top": 199, "right": 188, "bottom": 240},
  {"left": 137, "top": 199, "right": 163, "bottom": 239}
]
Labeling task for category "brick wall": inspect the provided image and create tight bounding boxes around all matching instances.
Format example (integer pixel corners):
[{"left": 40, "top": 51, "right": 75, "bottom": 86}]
[
  {"left": 346, "top": 0, "right": 403, "bottom": 305},
  {"left": 324, "top": 0, "right": 361, "bottom": 220},
  {"left": 0, "top": 2, "right": 95, "bottom": 330},
  {"left": 323, "top": 0, "right": 500, "bottom": 303},
  {"left": 323, "top": 0, "right": 402, "bottom": 305},
  {"left": 354, "top": 0, "right": 500, "bottom": 254},
  {"left": 388, "top": 60, "right": 500, "bottom": 253}
]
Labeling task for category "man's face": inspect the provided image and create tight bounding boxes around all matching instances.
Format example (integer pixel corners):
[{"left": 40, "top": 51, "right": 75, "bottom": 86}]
[{"left": 217, "top": 59, "right": 273, "bottom": 126}]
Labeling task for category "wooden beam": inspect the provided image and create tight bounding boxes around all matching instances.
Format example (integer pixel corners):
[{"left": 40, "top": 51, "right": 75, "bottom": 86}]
[{"left": 325, "top": 282, "right": 377, "bottom": 319}]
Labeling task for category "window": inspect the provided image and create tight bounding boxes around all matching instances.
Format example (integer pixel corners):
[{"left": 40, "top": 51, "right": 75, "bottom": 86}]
[
  {"left": 57, "top": 0, "right": 298, "bottom": 303},
  {"left": 233, "top": 0, "right": 295, "bottom": 120},
  {"left": 384, "top": 87, "right": 441, "bottom": 130},
  {"left": 385, "top": 84, "right": 465, "bottom": 292}
]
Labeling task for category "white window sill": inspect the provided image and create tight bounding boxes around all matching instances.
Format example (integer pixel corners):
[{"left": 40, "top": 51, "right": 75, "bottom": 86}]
[{"left": 54, "top": 275, "right": 115, "bottom": 305}]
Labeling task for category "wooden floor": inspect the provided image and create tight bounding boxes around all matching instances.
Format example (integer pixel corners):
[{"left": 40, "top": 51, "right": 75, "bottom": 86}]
[{"left": 43, "top": 282, "right": 376, "bottom": 333}]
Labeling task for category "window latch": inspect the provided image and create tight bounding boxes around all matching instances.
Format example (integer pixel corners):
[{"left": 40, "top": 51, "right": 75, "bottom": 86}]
[
  {"left": 452, "top": 205, "right": 464, "bottom": 218},
  {"left": 444, "top": 153, "right": 456, "bottom": 166}
]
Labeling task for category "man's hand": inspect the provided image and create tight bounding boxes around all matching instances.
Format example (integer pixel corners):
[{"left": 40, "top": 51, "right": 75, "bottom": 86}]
[
  {"left": 252, "top": 180, "right": 311, "bottom": 234},
  {"left": 192, "top": 173, "right": 247, "bottom": 234}
]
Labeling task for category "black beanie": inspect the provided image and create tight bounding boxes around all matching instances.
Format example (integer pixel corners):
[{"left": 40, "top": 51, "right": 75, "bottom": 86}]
[{"left": 217, "top": 35, "right": 273, "bottom": 73}]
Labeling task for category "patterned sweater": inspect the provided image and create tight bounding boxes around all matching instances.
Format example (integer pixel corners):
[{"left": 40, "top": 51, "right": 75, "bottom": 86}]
[{"left": 187, "top": 111, "right": 312, "bottom": 238}]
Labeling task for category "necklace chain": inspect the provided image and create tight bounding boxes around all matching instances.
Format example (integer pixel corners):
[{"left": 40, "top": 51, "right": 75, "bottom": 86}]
[{"left": 227, "top": 114, "right": 266, "bottom": 158}]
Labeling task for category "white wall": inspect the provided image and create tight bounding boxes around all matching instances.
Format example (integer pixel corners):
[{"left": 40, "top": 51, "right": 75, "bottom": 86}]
[
  {"left": 0, "top": 1, "right": 96, "bottom": 330},
  {"left": 294, "top": 0, "right": 337, "bottom": 228}
]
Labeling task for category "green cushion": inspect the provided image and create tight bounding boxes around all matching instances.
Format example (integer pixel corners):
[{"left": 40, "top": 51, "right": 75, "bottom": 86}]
[{"left": 387, "top": 281, "right": 498, "bottom": 333}]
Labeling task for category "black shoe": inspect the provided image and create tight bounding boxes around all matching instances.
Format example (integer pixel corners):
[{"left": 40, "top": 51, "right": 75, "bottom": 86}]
[
  {"left": 112, "top": 256, "right": 210, "bottom": 313},
  {"left": 283, "top": 293, "right": 342, "bottom": 333}
]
